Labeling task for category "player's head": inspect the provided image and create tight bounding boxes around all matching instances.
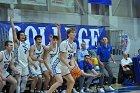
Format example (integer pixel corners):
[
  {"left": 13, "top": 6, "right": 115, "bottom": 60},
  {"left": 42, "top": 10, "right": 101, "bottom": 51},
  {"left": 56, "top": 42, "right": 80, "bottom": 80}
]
[
  {"left": 17, "top": 31, "right": 26, "bottom": 42},
  {"left": 123, "top": 52, "right": 128, "bottom": 59},
  {"left": 5, "top": 40, "right": 13, "bottom": 52},
  {"left": 102, "top": 37, "right": 108, "bottom": 45},
  {"left": 52, "top": 35, "right": 58, "bottom": 45},
  {"left": 34, "top": 35, "right": 42, "bottom": 45},
  {"left": 81, "top": 42, "right": 86, "bottom": 49},
  {"left": 84, "top": 55, "right": 90, "bottom": 63},
  {"left": 66, "top": 28, "right": 76, "bottom": 40}
]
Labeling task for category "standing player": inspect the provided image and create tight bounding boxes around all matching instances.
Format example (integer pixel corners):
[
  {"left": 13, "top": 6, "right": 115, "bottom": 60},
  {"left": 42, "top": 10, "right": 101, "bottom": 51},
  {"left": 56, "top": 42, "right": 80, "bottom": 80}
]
[
  {"left": 29, "top": 35, "right": 51, "bottom": 93},
  {"left": 47, "top": 28, "right": 76, "bottom": 93},
  {"left": 10, "top": 16, "right": 33, "bottom": 93},
  {"left": 0, "top": 41, "right": 19, "bottom": 93}
]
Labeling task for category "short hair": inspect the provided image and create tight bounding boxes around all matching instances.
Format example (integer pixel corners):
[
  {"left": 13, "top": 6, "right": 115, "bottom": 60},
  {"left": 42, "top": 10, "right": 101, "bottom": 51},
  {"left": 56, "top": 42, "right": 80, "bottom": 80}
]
[
  {"left": 66, "top": 28, "right": 76, "bottom": 38},
  {"left": 17, "top": 31, "right": 24, "bottom": 40},
  {"left": 52, "top": 35, "right": 58, "bottom": 40},
  {"left": 5, "top": 40, "right": 13, "bottom": 46},
  {"left": 84, "top": 55, "right": 90, "bottom": 57},
  {"left": 34, "top": 35, "right": 42, "bottom": 41}
]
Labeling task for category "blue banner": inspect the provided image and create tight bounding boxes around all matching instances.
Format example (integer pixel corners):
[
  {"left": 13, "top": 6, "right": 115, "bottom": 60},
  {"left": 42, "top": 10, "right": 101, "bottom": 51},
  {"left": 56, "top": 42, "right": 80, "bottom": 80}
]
[
  {"left": 88, "top": 0, "right": 112, "bottom": 5},
  {"left": 0, "top": 22, "right": 106, "bottom": 49}
]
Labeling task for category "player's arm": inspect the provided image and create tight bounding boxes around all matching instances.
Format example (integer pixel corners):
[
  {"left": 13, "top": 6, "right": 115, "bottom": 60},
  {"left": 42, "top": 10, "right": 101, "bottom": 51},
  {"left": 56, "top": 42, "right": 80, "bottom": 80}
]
[
  {"left": 48, "top": 35, "right": 53, "bottom": 51},
  {"left": 56, "top": 24, "right": 61, "bottom": 46},
  {"left": 60, "top": 52, "right": 71, "bottom": 68},
  {"left": 29, "top": 46, "right": 40, "bottom": 61},
  {"left": 10, "top": 53, "right": 19, "bottom": 74},
  {"left": 42, "top": 45, "right": 51, "bottom": 71},
  {"left": 10, "top": 16, "right": 19, "bottom": 47},
  {"left": 81, "top": 70, "right": 95, "bottom": 77},
  {"left": 70, "top": 56, "right": 78, "bottom": 67}
]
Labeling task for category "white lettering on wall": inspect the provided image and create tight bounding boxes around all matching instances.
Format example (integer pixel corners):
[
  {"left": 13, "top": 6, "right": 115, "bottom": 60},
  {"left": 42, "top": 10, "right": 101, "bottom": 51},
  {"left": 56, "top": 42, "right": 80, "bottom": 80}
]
[
  {"left": 89, "top": 29, "right": 99, "bottom": 47},
  {"left": 38, "top": 27, "right": 46, "bottom": 45},
  {"left": 24, "top": 26, "right": 37, "bottom": 45}
]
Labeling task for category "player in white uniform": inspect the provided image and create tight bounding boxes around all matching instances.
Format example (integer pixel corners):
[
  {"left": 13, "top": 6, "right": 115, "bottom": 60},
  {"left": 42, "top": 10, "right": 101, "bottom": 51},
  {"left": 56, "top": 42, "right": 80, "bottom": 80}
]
[
  {"left": 0, "top": 41, "right": 20, "bottom": 93},
  {"left": 29, "top": 35, "right": 50, "bottom": 93},
  {"left": 48, "top": 28, "right": 76, "bottom": 93},
  {"left": 43, "top": 24, "right": 61, "bottom": 92},
  {"left": 10, "top": 16, "right": 33, "bottom": 93}
]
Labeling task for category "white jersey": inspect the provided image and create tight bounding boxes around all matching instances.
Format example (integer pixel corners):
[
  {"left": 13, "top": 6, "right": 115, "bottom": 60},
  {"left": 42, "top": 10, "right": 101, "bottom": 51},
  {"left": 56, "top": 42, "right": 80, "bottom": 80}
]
[
  {"left": 47, "top": 44, "right": 59, "bottom": 66},
  {"left": 59, "top": 39, "right": 77, "bottom": 66},
  {"left": 14, "top": 41, "right": 29, "bottom": 67},
  {"left": 34, "top": 44, "right": 44, "bottom": 60},
  {"left": 0, "top": 50, "right": 12, "bottom": 72}
]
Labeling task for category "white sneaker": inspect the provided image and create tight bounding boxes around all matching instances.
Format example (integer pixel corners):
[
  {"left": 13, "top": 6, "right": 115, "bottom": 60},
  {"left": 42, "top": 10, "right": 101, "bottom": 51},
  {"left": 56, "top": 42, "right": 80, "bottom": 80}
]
[
  {"left": 80, "top": 89, "right": 85, "bottom": 93},
  {"left": 108, "top": 86, "right": 115, "bottom": 91},
  {"left": 61, "top": 90, "right": 66, "bottom": 93},
  {"left": 73, "top": 88, "right": 79, "bottom": 93},
  {"left": 99, "top": 88, "right": 105, "bottom": 93}
]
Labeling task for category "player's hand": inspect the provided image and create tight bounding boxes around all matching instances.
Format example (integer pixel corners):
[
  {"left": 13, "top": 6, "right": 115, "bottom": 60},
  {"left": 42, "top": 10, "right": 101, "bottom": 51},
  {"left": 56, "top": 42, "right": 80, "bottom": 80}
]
[
  {"left": 56, "top": 23, "right": 60, "bottom": 29},
  {"left": 33, "top": 64, "right": 38, "bottom": 70},
  {"left": 97, "top": 73, "right": 102, "bottom": 77},
  {"left": 10, "top": 16, "right": 14, "bottom": 22},
  {"left": 68, "top": 66, "right": 75, "bottom": 71},
  {"left": 99, "top": 61, "right": 104, "bottom": 67},
  {"left": 48, "top": 69, "right": 53, "bottom": 76},
  {"left": 14, "top": 70, "right": 21, "bottom": 76},
  {"left": 1, "top": 76, "right": 7, "bottom": 81},
  {"left": 38, "top": 58, "right": 43, "bottom": 63}
]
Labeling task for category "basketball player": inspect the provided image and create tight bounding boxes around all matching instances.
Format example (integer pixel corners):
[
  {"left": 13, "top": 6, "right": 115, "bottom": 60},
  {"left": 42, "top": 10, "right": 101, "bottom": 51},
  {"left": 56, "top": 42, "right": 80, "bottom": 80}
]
[
  {"left": 47, "top": 28, "right": 76, "bottom": 93},
  {"left": 0, "top": 41, "right": 20, "bottom": 93},
  {"left": 43, "top": 24, "right": 61, "bottom": 92},
  {"left": 29, "top": 35, "right": 51, "bottom": 93},
  {"left": 10, "top": 16, "right": 33, "bottom": 93}
]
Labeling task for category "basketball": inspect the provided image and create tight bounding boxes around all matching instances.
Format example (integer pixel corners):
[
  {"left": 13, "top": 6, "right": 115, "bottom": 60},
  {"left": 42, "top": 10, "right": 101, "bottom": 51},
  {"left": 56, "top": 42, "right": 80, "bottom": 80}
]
[{"left": 70, "top": 66, "right": 82, "bottom": 79}]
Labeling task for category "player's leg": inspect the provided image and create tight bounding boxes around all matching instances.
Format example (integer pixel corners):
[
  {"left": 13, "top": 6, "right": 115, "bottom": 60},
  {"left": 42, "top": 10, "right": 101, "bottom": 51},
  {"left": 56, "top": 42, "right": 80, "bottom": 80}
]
[
  {"left": 15, "top": 65, "right": 22, "bottom": 93},
  {"left": 43, "top": 71, "right": 51, "bottom": 90},
  {"left": 30, "top": 64, "right": 40, "bottom": 93},
  {"left": 0, "top": 77, "right": 4, "bottom": 92},
  {"left": 63, "top": 74, "right": 75, "bottom": 93},
  {"left": 6, "top": 75, "right": 17, "bottom": 93},
  {"left": 20, "top": 66, "right": 29, "bottom": 93},
  {"left": 47, "top": 74, "right": 63, "bottom": 93},
  {"left": 36, "top": 76, "right": 42, "bottom": 93}
]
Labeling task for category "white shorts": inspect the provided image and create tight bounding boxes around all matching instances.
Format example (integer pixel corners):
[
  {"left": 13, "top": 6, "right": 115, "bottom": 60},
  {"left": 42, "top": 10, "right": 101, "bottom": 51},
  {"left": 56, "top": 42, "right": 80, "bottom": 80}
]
[
  {"left": 51, "top": 57, "right": 70, "bottom": 76},
  {"left": 29, "top": 62, "right": 42, "bottom": 77},
  {"left": 16, "top": 64, "right": 29, "bottom": 77}
]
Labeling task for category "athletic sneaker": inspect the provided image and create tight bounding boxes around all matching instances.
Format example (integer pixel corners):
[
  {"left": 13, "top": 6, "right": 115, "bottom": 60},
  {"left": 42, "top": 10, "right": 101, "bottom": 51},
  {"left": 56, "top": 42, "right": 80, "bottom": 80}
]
[
  {"left": 61, "top": 90, "right": 66, "bottom": 93},
  {"left": 80, "top": 89, "right": 85, "bottom": 93},
  {"left": 73, "top": 88, "right": 79, "bottom": 93},
  {"left": 108, "top": 86, "right": 115, "bottom": 91},
  {"left": 99, "top": 88, "right": 105, "bottom": 93}
]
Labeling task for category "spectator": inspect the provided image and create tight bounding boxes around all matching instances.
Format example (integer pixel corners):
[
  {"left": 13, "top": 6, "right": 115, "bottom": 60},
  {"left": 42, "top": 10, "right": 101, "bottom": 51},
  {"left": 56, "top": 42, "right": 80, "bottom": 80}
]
[
  {"left": 97, "top": 37, "right": 116, "bottom": 92},
  {"left": 121, "top": 53, "right": 133, "bottom": 75},
  {"left": 78, "top": 42, "right": 89, "bottom": 62},
  {"left": 78, "top": 55, "right": 101, "bottom": 93}
]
